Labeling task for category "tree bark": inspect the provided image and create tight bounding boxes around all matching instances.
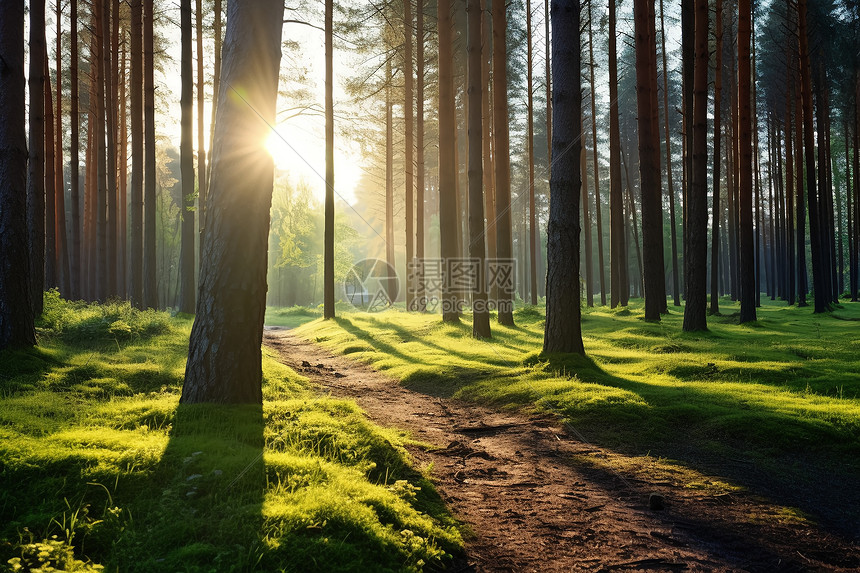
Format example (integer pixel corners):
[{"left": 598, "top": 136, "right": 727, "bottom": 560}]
[
  {"left": 467, "top": 0, "right": 490, "bottom": 338},
  {"left": 634, "top": 0, "right": 665, "bottom": 321},
  {"left": 737, "top": 0, "right": 755, "bottom": 322},
  {"left": 323, "top": 0, "right": 335, "bottom": 318},
  {"left": 683, "top": 0, "right": 709, "bottom": 331},
  {"left": 527, "top": 0, "right": 537, "bottom": 306},
  {"left": 54, "top": 0, "right": 69, "bottom": 295},
  {"left": 589, "top": 0, "right": 605, "bottom": 307},
  {"left": 385, "top": 58, "right": 396, "bottom": 306},
  {"left": 70, "top": 0, "right": 81, "bottom": 299},
  {"left": 179, "top": 0, "right": 196, "bottom": 313},
  {"left": 544, "top": 0, "right": 584, "bottom": 355},
  {"left": 439, "top": 0, "right": 460, "bottom": 321},
  {"left": 143, "top": 0, "right": 157, "bottom": 306},
  {"left": 1, "top": 0, "right": 34, "bottom": 349},
  {"left": 415, "top": 0, "right": 426, "bottom": 311},
  {"left": 404, "top": 0, "right": 415, "bottom": 311},
  {"left": 182, "top": 0, "right": 284, "bottom": 404},
  {"left": 130, "top": 0, "right": 143, "bottom": 307},
  {"left": 492, "top": 0, "right": 514, "bottom": 325},
  {"left": 659, "top": 0, "right": 679, "bottom": 307},
  {"left": 103, "top": 0, "right": 118, "bottom": 299},
  {"left": 709, "top": 0, "right": 723, "bottom": 315},
  {"left": 798, "top": 0, "right": 826, "bottom": 313},
  {"left": 609, "top": 0, "right": 627, "bottom": 308},
  {"left": 27, "top": 0, "right": 46, "bottom": 315}
]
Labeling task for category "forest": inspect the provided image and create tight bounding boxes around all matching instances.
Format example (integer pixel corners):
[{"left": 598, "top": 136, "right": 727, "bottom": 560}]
[{"left": 0, "top": 0, "right": 859, "bottom": 570}]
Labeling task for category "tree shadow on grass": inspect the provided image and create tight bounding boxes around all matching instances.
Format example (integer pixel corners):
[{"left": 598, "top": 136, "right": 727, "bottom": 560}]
[
  {"left": 114, "top": 403, "right": 266, "bottom": 572},
  {"left": 528, "top": 352, "right": 860, "bottom": 540}
]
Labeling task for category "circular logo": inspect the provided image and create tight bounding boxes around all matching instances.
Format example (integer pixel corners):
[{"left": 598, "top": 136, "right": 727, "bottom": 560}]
[{"left": 342, "top": 258, "right": 400, "bottom": 311}]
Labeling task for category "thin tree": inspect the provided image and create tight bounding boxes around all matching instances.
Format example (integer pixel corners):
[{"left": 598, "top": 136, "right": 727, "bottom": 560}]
[
  {"left": 103, "top": 0, "right": 118, "bottom": 298},
  {"left": 143, "top": 0, "right": 158, "bottom": 307},
  {"left": 609, "top": 0, "right": 628, "bottom": 307},
  {"left": 93, "top": 0, "right": 107, "bottom": 301},
  {"left": 709, "top": 0, "right": 723, "bottom": 315},
  {"left": 130, "top": 0, "right": 143, "bottom": 307},
  {"left": 682, "top": 0, "right": 709, "bottom": 331},
  {"left": 179, "top": 0, "right": 196, "bottom": 314},
  {"left": 588, "top": 0, "right": 606, "bottom": 306},
  {"left": 415, "top": 0, "right": 426, "bottom": 311},
  {"left": 544, "top": 0, "right": 584, "bottom": 355},
  {"left": 439, "top": 0, "right": 460, "bottom": 321},
  {"left": 659, "top": 0, "right": 679, "bottom": 307},
  {"left": 196, "top": 0, "right": 207, "bottom": 225},
  {"left": 323, "top": 0, "right": 335, "bottom": 318},
  {"left": 181, "top": 0, "right": 285, "bottom": 403},
  {"left": 404, "top": 0, "right": 415, "bottom": 311},
  {"left": 467, "top": 0, "right": 491, "bottom": 338},
  {"left": 737, "top": 0, "right": 755, "bottom": 322},
  {"left": 634, "top": 0, "right": 666, "bottom": 320},
  {"left": 55, "top": 0, "right": 69, "bottom": 295},
  {"left": 527, "top": 0, "right": 537, "bottom": 305},
  {"left": 385, "top": 57, "right": 396, "bottom": 305},
  {"left": 492, "top": 0, "right": 514, "bottom": 325},
  {"left": 70, "top": 0, "right": 81, "bottom": 300},
  {"left": 0, "top": 0, "right": 35, "bottom": 349},
  {"left": 798, "top": 0, "right": 826, "bottom": 312},
  {"left": 27, "top": 0, "right": 46, "bottom": 315}
]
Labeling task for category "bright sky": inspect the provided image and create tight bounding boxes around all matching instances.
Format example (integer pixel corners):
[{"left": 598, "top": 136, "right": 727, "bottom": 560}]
[{"left": 160, "top": 9, "right": 363, "bottom": 206}]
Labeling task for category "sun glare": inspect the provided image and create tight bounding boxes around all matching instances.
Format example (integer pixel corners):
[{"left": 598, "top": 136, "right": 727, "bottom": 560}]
[{"left": 265, "top": 126, "right": 360, "bottom": 205}]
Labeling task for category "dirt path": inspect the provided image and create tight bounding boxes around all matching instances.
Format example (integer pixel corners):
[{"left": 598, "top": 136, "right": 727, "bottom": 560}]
[{"left": 264, "top": 328, "right": 859, "bottom": 572}]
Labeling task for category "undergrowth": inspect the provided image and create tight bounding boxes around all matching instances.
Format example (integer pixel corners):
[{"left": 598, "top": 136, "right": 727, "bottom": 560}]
[{"left": 0, "top": 294, "right": 462, "bottom": 572}]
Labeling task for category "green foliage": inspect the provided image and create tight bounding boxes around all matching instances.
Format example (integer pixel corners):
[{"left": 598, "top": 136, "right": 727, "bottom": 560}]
[{"left": 1, "top": 296, "right": 462, "bottom": 572}]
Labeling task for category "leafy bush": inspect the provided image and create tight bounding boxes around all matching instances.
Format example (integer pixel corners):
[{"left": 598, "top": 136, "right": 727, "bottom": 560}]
[{"left": 38, "top": 290, "right": 170, "bottom": 344}]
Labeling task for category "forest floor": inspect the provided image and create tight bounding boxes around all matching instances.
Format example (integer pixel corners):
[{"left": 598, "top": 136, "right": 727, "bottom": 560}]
[{"left": 265, "top": 325, "right": 860, "bottom": 572}]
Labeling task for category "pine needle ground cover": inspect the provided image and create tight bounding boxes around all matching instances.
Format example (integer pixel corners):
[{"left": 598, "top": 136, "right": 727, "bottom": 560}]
[
  {"left": 297, "top": 299, "right": 860, "bottom": 533},
  {"left": 0, "top": 293, "right": 462, "bottom": 572}
]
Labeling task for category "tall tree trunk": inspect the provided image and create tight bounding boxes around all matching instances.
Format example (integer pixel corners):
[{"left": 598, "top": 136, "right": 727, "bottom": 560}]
[
  {"left": 130, "top": 0, "right": 143, "bottom": 307},
  {"left": 709, "top": 0, "right": 723, "bottom": 315},
  {"left": 385, "top": 58, "right": 396, "bottom": 305},
  {"left": 439, "top": 0, "right": 460, "bottom": 320},
  {"left": 94, "top": 2, "right": 107, "bottom": 301},
  {"left": 404, "top": 0, "right": 415, "bottom": 311},
  {"left": 70, "top": 0, "right": 81, "bottom": 300},
  {"left": 55, "top": 0, "right": 69, "bottom": 295},
  {"left": 683, "top": 0, "right": 708, "bottom": 332},
  {"left": 481, "top": 0, "right": 496, "bottom": 284},
  {"left": 609, "top": 0, "right": 627, "bottom": 308},
  {"left": 467, "top": 0, "right": 490, "bottom": 338},
  {"left": 323, "top": 0, "right": 335, "bottom": 318},
  {"left": 179, "top": 0, "right": 196, "bottom": 313},
  {"left": 1, "top": 0, "right": 34, "bottom": 348},
  {"left": 659, "top": 0, "right": 679, "bottom": 307},
  {"left": 144, "top": 0, "right": 158, "bottom": 307},
  {"left": 45, "top": 56, "right": 57, "bottom": 293},
  {"left": 544, "top": 0, "right": 583, "bottom": 354},
  {"left": 634, "top": 0, "right": 665, "bottom": 321},
  {"left": 196, "top": 0, "right": 207, "bottom": 229},
  {"left": 795, "top": 78, "right": 808, "bottom": 306},
  {"left": 118, "top": 28, "right": 127, "bottom": 298},
  {"left": 103, "top": 0, "right": 117, "bottom": 298},
  {"left": 590, "top": 0, "right": 605, "bottom": 306},
  {"left": 737, "top": 0, "right": 755, "bottom": 322},
  {"left": 786, "top": 87, "right": 796, "bottom": 305},
  {"left": 27, "top": 0, "right": 46, "bottom": 315},
  {"left": 182, "top": 0, "right": 284, "bottom": 404},
  {"left": 581, "top": 126, "right": 593, "bottom": 307},
  {"left": 681, "top": 0, "right": 693, "bottom": 282},
  {"left": 415, "top": 0, "right": 426, "bottom": 311},
  {"left": 492, "top": 0, "right": 514, "bottom": 325},
  {"left": 527, "top": 0, "right": 537, "bottom": 306},
  {"left": 206, "top": 0, "right": 222, "bottom": 190},
  {"left": 798, "top": 0, "right": 826, "bottom": 313}
]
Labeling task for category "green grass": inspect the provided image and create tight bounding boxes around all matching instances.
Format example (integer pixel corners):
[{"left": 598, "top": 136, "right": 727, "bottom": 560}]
[
  {"left": 0, "top": 293, "right": 462, "bottom": 572},
  {"left": 296, "top": 298, "right": 860, "bottom": 533},
  {"left": 264, "top": 306, "right": 323, "bottom": 329}
]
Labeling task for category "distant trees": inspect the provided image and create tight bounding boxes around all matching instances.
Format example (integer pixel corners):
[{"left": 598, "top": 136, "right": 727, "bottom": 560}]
[{"left": 182, "top": 0, "right": 285, "bottom": 404}]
